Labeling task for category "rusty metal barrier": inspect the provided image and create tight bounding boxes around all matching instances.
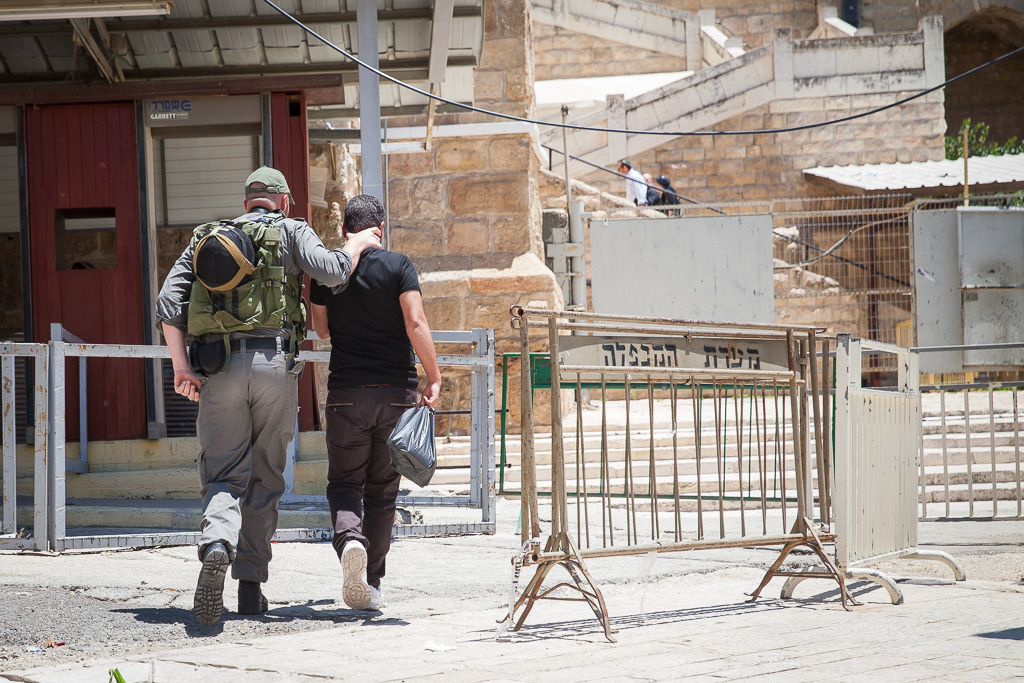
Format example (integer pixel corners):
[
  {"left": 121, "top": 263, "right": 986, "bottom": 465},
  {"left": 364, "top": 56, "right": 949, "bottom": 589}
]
[{"left": 502, "top": 307, "right": 846, "bottom": 641}]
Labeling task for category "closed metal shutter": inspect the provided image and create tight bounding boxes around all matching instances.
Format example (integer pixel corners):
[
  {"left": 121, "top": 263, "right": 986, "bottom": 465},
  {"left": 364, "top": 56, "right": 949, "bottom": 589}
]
[{"left": 153, "top": 135, "right": 258, "bottom": 228}]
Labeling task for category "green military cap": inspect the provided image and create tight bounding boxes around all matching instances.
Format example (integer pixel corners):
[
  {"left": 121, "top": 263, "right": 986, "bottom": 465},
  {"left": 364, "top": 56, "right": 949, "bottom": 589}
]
[{"left": 244, "top": 166, "right": 292, "bottom": 200}]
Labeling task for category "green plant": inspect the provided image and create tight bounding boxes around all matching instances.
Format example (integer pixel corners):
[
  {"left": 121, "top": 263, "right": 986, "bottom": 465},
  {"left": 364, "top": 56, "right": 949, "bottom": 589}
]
[
  {"left": 946, "top": 119, "right": 1024, "bottom": 159},
  {"left": 109, "top": 668, "right": 127, "bottom": 683}
]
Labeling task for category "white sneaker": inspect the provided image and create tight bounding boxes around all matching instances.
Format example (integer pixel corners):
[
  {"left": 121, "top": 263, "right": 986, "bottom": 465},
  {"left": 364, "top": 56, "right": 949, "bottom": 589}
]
[
  {"left": 340, "top": 540, "right": 371, "bottom": 610},
  {"left": 368, "top": 585, "right": 387, "bottom": 611}
]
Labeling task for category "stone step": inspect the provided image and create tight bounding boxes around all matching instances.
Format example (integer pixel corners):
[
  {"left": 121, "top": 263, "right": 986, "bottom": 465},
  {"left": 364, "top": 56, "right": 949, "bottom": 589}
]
[
  {"left": 921, "top": 462, "right": 1024, "bottom": 487},
  {"left": 920, "top": 482, "right": 1024, "bottom": 504},
  {"left": 4, "top": 460, "right": 475, "bottom": 501}
]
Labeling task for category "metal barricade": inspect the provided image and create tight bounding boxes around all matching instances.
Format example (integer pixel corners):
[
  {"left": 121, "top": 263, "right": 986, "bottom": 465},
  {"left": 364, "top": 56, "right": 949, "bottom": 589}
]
[
  {"left": 0, "top": 342, "right": 48, "bottom": 551},
  {"left": 919, "top": 380, "right": 1024, "bottom": 521},
  {"left": 825, "top": 335, "right": 964, "bottom": 605},
  {"left": 912, "top": 341, "right": 1024, "bottom": 521},
  {"left": 503, "top": 307, "right": 846, "bottom": 641},
  {"left": 46, "top": 324, "right": 495, "bottom": 550},
  {"left": 48, "top": 326, "right": 177, "bottom": 551}
]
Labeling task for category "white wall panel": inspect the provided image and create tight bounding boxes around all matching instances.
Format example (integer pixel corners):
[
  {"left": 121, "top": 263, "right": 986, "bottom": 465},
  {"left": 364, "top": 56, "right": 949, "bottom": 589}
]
[{"left": 590, "top": 214, "right": 774, "bottom": 323}]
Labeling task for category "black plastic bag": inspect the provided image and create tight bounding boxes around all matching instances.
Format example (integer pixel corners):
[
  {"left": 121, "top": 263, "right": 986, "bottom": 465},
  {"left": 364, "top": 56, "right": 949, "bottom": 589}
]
[{"left": 387, "top": 405, "right": 437, "bottom": 488}]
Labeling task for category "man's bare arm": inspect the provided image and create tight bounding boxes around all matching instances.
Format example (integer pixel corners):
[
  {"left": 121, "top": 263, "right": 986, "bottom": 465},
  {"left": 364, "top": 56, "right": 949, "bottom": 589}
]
[
  {"left": 162, "top": 322, "right": 201, "bottom": 402},
  {"left": 399, "top": 290, "right": 441, "bottom": 408},
  {"left": 310, "top": 302, "right": 329, "bottom": 341}
]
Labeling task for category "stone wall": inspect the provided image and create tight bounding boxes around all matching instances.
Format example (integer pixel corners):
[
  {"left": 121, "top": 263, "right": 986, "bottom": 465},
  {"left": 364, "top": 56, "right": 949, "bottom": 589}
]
[
  {"left": 574, "top": 91, "right": 947, "bottom": 204},
  {"left": 305, "top": 0, "right": 565, "bottom": 433},
  {"left": 532, "top": 21, "right": 687, "bottom": 81},
  {"left": 530, "top": 0, "right": 818, "bottom": 83},
  {"left": 943, "top": 9, "right": 1024, "bottom": 143},
  {"left": 677, "top": 0, "right": 817, "bottom": 48},
  {"left": 861, "top": 0, "right": 1024, "bottom": 33}
]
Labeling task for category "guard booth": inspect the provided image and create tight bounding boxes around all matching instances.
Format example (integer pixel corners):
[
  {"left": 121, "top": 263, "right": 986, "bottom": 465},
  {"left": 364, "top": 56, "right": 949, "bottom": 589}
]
[
  {"left": 4, "top": 94, "right": 314, "bottom": 441},
  {"left": 0, "top": 3, "right": 343, "bottom": 443}
]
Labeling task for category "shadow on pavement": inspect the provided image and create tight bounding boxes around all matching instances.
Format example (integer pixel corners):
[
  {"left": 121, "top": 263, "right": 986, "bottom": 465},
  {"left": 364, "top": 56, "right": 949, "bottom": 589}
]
[
  {"left": 112, "top": 604, "right": 409, "bottom": 636},
  {"left": 976, "top": 627, "right": 1024, "bottom": 640},
  {"left": 482, "top": 600, "right": 791, "bottom": 642}
]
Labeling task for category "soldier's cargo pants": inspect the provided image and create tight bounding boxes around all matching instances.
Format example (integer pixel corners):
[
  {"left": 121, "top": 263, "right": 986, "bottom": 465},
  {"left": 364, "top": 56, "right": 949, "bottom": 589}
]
[{"left": 195, "top": 347, "right": 298, "bottom": 583}]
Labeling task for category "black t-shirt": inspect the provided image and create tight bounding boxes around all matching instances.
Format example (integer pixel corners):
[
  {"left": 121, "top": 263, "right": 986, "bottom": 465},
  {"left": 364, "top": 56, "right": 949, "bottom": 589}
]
[{"left": 310, "top": 248, "right": 421, "bottom": 390}]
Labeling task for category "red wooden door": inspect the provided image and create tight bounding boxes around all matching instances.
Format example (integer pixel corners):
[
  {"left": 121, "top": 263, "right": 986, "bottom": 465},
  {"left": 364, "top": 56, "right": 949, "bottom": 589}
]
[
  {"left": 26, "top": 103, "right": 147, "bottom": 441},
  {"left": 272, "top": 92, "right": 321, "bottom": 431}
]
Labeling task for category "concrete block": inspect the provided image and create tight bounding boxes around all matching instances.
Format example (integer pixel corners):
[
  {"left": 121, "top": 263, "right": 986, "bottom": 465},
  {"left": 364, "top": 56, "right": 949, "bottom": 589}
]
[
  {"left": 793, "top": 49, "right": 836, "bottom": 79},
  {"left": 835, "top": 46, "right": 879, "bottom": 75},
  {"left": 880, "top": 43, "right": 924, "bottom": 72}
]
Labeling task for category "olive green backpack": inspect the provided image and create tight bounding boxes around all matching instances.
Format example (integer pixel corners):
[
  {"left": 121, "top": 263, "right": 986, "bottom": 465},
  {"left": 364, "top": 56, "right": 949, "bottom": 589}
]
[{"left": 186, "top": 212, "right": 306, "bottom": 372}]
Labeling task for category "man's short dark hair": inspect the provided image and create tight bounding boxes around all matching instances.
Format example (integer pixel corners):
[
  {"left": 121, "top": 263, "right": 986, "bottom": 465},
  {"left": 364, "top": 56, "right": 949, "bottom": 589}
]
[
  {"left": 344, "top": 194, "right": 385, "bottom": 233},
  {"left": 618, "top": 159, "right": 632, "bottom": 170}
]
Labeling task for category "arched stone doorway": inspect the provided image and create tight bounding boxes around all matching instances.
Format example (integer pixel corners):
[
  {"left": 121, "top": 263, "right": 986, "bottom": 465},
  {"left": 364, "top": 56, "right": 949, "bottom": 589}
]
[{"left": 944, "top": 7, "right": 1024, "bottom": 144}]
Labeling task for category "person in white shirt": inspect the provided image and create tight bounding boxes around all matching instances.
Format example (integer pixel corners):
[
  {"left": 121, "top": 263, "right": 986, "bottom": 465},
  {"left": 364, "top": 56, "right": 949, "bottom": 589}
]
[{"left": 617, "top": 159, "right": 648, "bottom": 206}]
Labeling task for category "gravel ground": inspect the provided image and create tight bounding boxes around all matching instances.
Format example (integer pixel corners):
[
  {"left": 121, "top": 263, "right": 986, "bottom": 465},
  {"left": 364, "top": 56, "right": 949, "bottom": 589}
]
[{"left": 1, "top": 510, "right": 1021, "bottom": 674}]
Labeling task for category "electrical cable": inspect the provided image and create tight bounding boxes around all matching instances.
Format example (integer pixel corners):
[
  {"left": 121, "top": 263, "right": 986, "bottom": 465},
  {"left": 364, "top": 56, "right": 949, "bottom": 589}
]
[{"left": 261, "top": 0, "right": 1024, "bottom": 139}]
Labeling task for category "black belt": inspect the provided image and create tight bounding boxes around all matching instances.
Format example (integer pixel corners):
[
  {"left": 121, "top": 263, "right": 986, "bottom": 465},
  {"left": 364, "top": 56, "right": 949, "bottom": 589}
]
[{"left": 230, "top": 338, "right": 282, "bottom": 353}]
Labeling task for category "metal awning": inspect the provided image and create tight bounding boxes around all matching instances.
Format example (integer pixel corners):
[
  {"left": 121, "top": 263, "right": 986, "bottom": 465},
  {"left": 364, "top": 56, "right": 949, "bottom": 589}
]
[
  {"left": 804, "top": 153, "right": 1024, "bottom": 194},
  {"left": 0, "top": 0, "right": 483, "bottom": 112}
]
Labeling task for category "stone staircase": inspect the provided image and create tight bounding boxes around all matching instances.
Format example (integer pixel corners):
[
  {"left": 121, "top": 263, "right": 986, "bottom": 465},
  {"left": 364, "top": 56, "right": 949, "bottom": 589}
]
[{"left": 533, "top": 0, "right": 944, "bottom": 180}]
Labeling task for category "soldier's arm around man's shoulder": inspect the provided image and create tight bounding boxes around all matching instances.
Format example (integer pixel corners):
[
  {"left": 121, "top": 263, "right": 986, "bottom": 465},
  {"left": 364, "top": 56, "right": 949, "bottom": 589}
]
[{"left": 285, "top": 218, "right": 381, "bottom": 288}]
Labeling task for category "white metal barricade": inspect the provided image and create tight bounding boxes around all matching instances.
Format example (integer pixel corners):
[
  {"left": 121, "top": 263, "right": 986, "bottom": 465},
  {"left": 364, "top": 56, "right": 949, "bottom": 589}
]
[
  {"left": 46, "top": 324, "right": 495, "bottom": 551},
  {"left": 0, "top": 342, "right": 48, "bottom": 551},
  {"left": 825, "top": 335, "right": 965, "bottom": 604}
]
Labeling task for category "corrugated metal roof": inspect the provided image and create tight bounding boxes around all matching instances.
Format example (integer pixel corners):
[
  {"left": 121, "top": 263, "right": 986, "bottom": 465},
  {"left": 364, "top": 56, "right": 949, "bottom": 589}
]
[
  {"left": 804, "top": 154, "right": 1024, "bottom": 191},
  {"left": 0, "top": 0, "right": 483, "bottom": 111}
]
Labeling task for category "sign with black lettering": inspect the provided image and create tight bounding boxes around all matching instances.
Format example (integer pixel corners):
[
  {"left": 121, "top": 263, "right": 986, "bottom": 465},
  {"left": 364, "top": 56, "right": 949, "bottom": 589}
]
[{"left": 555, "top": 335, "right": 791, "bottom": 376}]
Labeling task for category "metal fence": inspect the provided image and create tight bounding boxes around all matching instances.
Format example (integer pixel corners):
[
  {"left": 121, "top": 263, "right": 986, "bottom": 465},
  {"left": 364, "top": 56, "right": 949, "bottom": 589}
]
[
  {"left": 280, "top": 328, "right": 497, "bottom": 536},
  {"left": 503, "top": 307, "right": 845, "bottom": 641},
  {"left": 917, "top": 375, "right": 1024, "bottom": 522},
  {"left": 5, "top": 325, "right": 496, "bottom": 551},
  {"left": 0, "top": 342, "right": 48, "bottom": 551}
]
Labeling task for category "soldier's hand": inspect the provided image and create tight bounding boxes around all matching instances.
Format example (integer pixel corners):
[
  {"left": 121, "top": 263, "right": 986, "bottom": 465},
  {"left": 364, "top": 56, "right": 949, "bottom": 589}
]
[
  {"left": 173, "top": 368, "right": 202, "bottom": 402},
  {"left": 346, "top": 227, "right": 382, "bottom": 253}
]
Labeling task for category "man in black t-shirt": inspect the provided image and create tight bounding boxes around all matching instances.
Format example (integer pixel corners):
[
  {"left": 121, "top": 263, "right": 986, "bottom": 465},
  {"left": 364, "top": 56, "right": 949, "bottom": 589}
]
[{"left": 309, "top": 194, "right": 441, "bottom": 612}]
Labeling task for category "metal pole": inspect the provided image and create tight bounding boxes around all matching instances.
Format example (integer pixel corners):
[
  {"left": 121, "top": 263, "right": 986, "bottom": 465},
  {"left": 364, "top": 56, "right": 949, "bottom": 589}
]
[
  {"left": 357, "top": 0, "right": 383, "bottom": 199},
  {"left": 548, "top": 317, "right": 567, "bottom": 542},
  {"left": 33, "top": 351, "right": 48, "bottom": 552},
  {"left": 962, "top": 124, "right": 969, "bottom": 207},
  {"left": 484, "top": 328, "right": 496, "bottom": 526},
  {"left": 786, "top": 331, "right": 804, "bottom": 534},
  {"left": 48, "top": 326, "right": 67, "bottom": 551},
  {"left": 79, "top": 355, "right": 87, "bottom": 467},
  {"left": 560, "top": 105, "right": 572, "bottom": 208},
  {"left": 2, "top": 355, "right": 15, "bottom": 534},
  {"left": 518, "top": 314, "right": 539, "bottom": 543},
  {"left": 469, "top": 352, "right": 481, "bottom": 507}
]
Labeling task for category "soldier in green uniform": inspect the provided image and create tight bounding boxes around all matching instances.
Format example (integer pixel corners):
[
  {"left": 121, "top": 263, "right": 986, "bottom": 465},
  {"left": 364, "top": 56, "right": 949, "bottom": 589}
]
[{"left": 155, "top": 167, "right": 381, "bottom": 626}]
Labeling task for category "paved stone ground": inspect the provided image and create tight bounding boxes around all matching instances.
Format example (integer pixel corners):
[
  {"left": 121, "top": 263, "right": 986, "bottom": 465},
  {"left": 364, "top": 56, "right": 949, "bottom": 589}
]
[{"left": 1, "top": 500, "right": 1023, "bottom": 682}]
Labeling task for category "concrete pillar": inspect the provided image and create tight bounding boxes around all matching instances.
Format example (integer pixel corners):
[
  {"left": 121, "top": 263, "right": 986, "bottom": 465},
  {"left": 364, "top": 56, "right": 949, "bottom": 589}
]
[{"left": 358, "top": 0, "right": 383, "bottom": 199}]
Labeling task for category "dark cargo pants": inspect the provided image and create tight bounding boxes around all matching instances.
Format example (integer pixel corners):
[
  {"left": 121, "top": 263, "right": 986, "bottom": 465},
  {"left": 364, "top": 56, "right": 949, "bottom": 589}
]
[{"left": 325, "top": 386, "right": 417, "bottom": 587}]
